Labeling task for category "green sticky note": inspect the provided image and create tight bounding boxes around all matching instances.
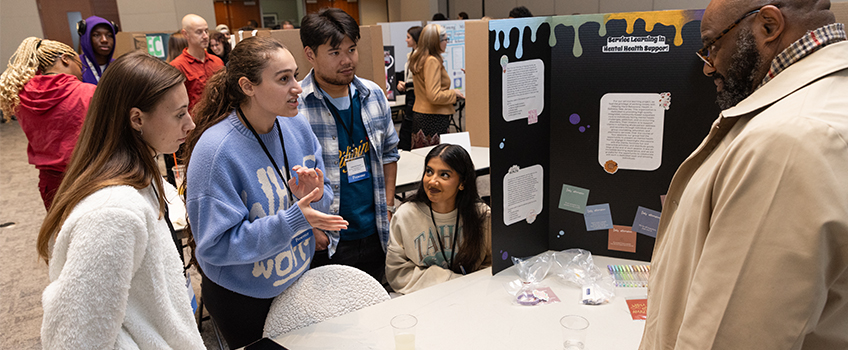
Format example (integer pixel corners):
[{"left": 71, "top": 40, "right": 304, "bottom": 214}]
[{"left": 559, "top": 184, "right": 590, "bottom": 214}]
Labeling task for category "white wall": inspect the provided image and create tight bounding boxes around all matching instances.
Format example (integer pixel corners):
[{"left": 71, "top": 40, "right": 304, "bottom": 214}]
[
  {"left": 1, "top": 0, "right": 44, "bottom": 66},
  {"left": 116, "top": 0, "right": 214, "bottom": 33}
]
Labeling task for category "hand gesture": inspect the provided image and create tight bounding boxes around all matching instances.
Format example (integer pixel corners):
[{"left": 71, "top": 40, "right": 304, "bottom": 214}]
[
  {"left": 454, "top": 89, "right": 465, "bottom": 99},
  {"left": 289, "top": 166, "right": 324, "bottom": 202},
  {"left": 397, "top": 81, "right": 406, "bottom": 92},
  {"left": 298, "top": 188, "right": 348, "bottom": 231}
]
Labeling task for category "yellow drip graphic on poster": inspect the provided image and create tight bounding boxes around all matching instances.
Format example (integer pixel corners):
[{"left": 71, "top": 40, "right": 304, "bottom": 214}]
[{"left": 489, "top": 10, "right": 701, "bottom": 58}]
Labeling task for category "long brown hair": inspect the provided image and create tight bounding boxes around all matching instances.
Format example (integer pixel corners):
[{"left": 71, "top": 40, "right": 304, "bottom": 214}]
[
  {"left": 407, "top": 144, "right": 489, "bottom": 274},
  {"left": 37, "top": 51, "right": 185, "bottom": 263},
  {"left": 409, "top": 23, "right": 444, "bottom": 75},
  {"left": 181, "top": 36, "right": 288, "bottom": 268}
]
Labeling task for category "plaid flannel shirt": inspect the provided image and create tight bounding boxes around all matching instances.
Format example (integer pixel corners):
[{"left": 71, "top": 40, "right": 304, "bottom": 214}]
[
  {"left": 298, "top": 70, "right": 400, "bottom": 257},
  {"left": 760, "top": 23, "right": 845, "bottom": 88}
]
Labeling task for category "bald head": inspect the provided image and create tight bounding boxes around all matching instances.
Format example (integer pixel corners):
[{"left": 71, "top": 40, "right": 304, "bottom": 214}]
[
  {"left": 182, "top": 14, "right": 206, "bottom": 31},
  {"left": 703, "top": 0, "right": 834, "bottom": 47},
  {"left": 700, "top": 0, "right": 835, "bottom": 109},
  {"left": 181, "top": 14, "right": 209, "bottom": 51}
]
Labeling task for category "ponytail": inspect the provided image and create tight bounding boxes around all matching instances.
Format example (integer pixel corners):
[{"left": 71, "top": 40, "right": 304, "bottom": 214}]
[
  {"left": 0, "top": 37, "right": 79, "bottom": 120},
  {"left": 180, "top": 36, "right": 288, "bottom": 270}
]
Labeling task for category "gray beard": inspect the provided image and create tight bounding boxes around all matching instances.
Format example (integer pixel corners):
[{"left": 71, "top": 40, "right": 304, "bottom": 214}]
[{"left": 715, "top": 28, "right": 765, "bottom": 110}]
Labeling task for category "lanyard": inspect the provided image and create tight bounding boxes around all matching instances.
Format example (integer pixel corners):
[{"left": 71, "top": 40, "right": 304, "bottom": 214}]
[
  {"left": 317, "top": 82, "right": 356, "bottom": 140},
  {"left": 83, "top": 56, "right": 101, "bottom": 82},
  {"left": 236, "top": 106, "right": 294, "bottom": 204},
  {"left": 429, "top": 205, "right": 461, "bottom": 270}
]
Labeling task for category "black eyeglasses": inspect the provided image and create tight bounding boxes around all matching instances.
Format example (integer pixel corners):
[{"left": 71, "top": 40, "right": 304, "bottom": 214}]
[{"left": 696, "top": 8, "right": 762, "bottom": 67}]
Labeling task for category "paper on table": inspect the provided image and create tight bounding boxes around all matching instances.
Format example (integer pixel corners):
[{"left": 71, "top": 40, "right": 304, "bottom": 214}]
[{"left": 440, "top": 131, "right": 471, "bottom": 153}]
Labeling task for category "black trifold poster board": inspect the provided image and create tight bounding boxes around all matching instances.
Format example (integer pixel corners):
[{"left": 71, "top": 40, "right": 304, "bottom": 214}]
[{"left": 488, "top": 10, "right": 721, "bottom": 273}]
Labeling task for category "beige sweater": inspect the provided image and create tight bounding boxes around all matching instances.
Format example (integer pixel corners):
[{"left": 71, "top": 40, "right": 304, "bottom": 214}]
[
  {"left": 411, "top": 55, "right": 456, "bottom": 115},
  {"left": 386, "top": 201, "right": 490, "bottom": 294}
]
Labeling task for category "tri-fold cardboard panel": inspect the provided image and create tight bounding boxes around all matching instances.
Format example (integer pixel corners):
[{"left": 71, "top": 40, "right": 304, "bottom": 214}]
[{"left": 112, "top": 26, "right": 386, "bottom": 91}]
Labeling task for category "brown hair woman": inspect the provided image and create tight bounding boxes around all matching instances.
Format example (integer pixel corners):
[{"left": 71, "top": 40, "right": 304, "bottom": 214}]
[{"left": 36, "top": 51, "right": 204, "bottom": 349}]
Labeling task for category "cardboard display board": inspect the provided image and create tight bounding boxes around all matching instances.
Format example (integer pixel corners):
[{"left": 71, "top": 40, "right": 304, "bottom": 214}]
[
  {"left": 114, "top": 25, "right": 385, "bottom": 91},
  {"left": 114, "top": 32, "right": 172, "bottom": 60},
  {"left": 465, "top": 20, "right": 490, "bottom": 148},
  {"left": 268, "top": 25, "right": 386, "bottom": 91},
  {"left": 487, "top": 11, "right": 720, "bottom": 273}
]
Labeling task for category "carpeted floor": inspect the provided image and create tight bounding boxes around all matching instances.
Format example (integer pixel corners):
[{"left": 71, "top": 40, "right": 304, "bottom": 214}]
[{"left": 0, "top": 120, "right": 227, "bottom": 349}]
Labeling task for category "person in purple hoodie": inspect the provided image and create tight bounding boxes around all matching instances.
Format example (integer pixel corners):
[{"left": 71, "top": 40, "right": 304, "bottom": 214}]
[{"left": 77, "top": 16, "right": 118, "bottom": 84}]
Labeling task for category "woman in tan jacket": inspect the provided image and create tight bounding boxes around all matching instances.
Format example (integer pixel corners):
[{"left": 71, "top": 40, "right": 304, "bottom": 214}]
[{"left": 408, "top": 23, "right": 464, "bottom": 148}]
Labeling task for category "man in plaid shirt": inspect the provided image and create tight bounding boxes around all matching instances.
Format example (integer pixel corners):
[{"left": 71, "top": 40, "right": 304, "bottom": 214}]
[{"left": 297, "top": 8, "right": 399, "bottom": 282}]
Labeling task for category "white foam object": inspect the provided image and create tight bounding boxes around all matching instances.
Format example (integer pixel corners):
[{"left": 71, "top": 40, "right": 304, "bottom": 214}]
[{"left": 263, "top": 264, "right": 390, "bottom": 338}]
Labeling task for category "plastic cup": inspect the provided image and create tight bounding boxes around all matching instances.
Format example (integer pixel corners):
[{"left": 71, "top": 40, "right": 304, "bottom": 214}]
[
  {"left": 172, "top": 165, "right": 186, "bottom": 194},
  {"left": 561, "top": 315, "right": 589, "bottom": 350},
  {"left": 391, "top": 314, "right": 417, "bottom": 350}
]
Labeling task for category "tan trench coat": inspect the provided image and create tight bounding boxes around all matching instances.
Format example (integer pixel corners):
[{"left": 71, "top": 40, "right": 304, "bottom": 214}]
[{"left": 640, "top": 41, "right": 848, "bottom": 349}]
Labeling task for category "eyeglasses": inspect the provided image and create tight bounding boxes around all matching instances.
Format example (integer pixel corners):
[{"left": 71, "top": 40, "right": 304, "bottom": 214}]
[{"left": 696, "top": 8, "right": 762, "bottom": 67}]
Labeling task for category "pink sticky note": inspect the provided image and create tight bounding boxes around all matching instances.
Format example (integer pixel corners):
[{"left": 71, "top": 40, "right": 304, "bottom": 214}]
[{"left": 528, "top": 109, "right": 538, "bottom": 125}]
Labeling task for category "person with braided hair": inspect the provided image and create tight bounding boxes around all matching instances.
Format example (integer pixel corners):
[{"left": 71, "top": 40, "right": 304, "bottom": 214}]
[{"left": 0, "top": 37, "right": 96, "bottom": 210}]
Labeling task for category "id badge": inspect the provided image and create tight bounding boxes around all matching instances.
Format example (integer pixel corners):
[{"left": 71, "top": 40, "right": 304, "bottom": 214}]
[{"left": 346, "top": 156, "right": 370, "bottom": 183}]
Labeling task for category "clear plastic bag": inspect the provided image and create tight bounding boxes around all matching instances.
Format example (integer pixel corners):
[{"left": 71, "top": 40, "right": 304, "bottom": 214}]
[
  {"left": 506, "top": 253, "right": 556, "bottom": 306},
  {"left": 552, "top": 249, "right": 615, "bottom": 305},
  {"left": 505, "top": 250, "right": 615, "bottom": 305}
]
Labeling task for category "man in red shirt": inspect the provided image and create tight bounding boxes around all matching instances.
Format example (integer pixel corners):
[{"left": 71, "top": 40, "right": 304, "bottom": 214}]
[{"left": 170, "top": 14, "right": 224, "bottom": 114}]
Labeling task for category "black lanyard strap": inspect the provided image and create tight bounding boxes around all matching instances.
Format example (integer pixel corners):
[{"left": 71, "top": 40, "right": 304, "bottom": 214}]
[
  {"left": 236, "top": 106, "right": 294, "bottom": 204},
  {"left": 429, "top": 205, "right": 461, "bottom": 270}
]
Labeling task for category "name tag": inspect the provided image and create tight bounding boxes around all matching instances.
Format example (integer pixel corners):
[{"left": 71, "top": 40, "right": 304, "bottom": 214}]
[{"left": 346, "top": 156, "right": 370, "bottom": 183}]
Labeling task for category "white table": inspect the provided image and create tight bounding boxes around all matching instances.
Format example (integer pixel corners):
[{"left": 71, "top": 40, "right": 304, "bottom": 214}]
[
  {"left": 396, "top": 146, "right": 489, "bottom": 195},
  {"left": 272, "top": 255, "right": 647, "bottom": 349},
  {"left": 387, "top": 94, "right": 406, "bottom": 108}
]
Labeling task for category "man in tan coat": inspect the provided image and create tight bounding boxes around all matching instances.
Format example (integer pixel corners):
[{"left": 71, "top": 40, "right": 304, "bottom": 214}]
[{"left": 641, "top": 0, "right": 848, "bottom": 349}]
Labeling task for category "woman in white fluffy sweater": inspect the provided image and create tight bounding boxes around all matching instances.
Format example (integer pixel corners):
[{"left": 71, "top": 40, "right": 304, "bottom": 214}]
[{"left": 36, "top": 51, "right": 205, "bottom": 349}]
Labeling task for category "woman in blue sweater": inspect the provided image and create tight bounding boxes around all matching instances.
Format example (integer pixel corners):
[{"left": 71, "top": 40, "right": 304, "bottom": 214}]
[{"left": 183, "top": 36, "right": 348, "bottom": 348}]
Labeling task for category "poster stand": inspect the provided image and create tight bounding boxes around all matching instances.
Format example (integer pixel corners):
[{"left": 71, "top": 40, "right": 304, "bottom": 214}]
[{"left": 486, "top": 10, "right": 720, "bottom": 273}]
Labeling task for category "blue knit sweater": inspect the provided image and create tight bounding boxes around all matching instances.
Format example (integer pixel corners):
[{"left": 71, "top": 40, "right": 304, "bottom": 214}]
[{"left": 186, "top": 111, "right": 332, "bottom": 298}]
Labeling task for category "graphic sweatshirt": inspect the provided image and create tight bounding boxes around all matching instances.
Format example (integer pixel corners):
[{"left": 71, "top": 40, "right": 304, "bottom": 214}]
[
  {"left": 386, "top": 201, "right": 491, "bottom": 294},
  {"left": 186, "top": 111, "right": 332, "bottom": 298}
]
